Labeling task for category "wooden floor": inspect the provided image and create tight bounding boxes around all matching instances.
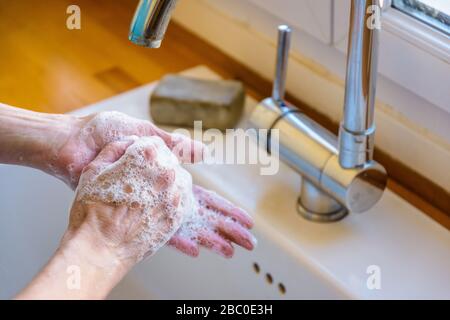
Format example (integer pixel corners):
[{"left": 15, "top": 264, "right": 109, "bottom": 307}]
[
  {"left": 1, "top": 0, "right": 448, "bottom": 228},
  {"left": 0, "top": 0, "right": 231, "bottom": 113}
]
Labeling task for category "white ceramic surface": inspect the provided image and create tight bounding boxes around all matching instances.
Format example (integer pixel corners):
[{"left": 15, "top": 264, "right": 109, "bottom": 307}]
[{"left": 1, "top": 66, "right": 449, "bottom": 299}]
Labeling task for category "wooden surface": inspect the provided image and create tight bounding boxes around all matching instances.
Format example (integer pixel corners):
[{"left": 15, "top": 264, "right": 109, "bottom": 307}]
[
  {"left": 0, "top": 0, "right": 448, "bottom": 229},
  {"left": 0, "top": 0, "right": 261, "bottom": 113},
  {"left": 0, "top": 0, "right": 222, "bottom": 113}
]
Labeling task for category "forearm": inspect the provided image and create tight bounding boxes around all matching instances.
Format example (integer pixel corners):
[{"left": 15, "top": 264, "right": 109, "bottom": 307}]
[
  {"left": 15, "top": 230, "right": 132, "bottom": 300},
  {"left": 0, "top": 103, "right": 77, "bottom": 175}
]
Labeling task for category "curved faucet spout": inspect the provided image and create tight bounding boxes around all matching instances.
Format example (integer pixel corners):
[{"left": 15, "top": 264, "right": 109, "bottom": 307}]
[
  {"left": 129, "top": 0, "right": 178, "bottom": 48},
  {"left": 339, "top": 0, "right": 381, "bottom": 169}
]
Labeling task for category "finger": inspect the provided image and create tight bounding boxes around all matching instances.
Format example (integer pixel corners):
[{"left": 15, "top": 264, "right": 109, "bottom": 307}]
[
  {"left": 168, "top": 234, "right": 199, "bottom": 257},
  {"left": 92, "top": 139, "right": 134, "bottom": 166},
  {"left": 197, "top": 231, "right": 234, "bottom": 258},
  {"left": 194, "top": 185, "right": 253, "bottom": 229},
  {"left": 154, "top": 169, "right": 175, "bottom": 192},
  {"left": 216, "top": 218, "right": 256, "bottom": 251},
  {"left": 152, "top": 126, "right": 206, "bottom": 164},
  {"left": 80, "top": 140, "right": 133, "bottom": 183}
]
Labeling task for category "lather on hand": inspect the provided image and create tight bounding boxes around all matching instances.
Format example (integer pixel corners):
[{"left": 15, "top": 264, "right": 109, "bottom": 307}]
[
  {"left": 58, "top": 111, "right": 255, "bottom": 258},
  {"left": 0, "top": 105, "right": 255, "bottom": 259},
  {"left": 17, "top": 137, "right": 255, "bottom": 299}
]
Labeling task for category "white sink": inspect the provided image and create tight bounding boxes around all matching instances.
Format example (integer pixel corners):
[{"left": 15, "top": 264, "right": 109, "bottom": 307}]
[{"left": 1, "top": 66, "right": 449, "bottom": 299}]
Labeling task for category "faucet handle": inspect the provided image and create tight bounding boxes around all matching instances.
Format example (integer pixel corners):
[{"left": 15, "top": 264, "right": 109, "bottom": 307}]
[{"left": 272, "top": 25, "right": 292, "bottom": 103}]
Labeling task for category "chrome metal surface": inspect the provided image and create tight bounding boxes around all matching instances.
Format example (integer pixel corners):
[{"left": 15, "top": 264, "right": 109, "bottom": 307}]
[
  {"left": 270, "top": 103, "right": 337, "bottom": 186},
  {"left": 321, "top": 155, "right": 387, "bottom": 213},
  {"left": 250, "top": 98, "right": 387, "bottom": 220},
  {"left": 129, "top": 0, "right": 178, "bottom": 48},
  {"left": 297, "top": 180, "right": 348, "bottom": 222},
  {"left": 249, "top": 0, "right": 387, "bottom": 222},
  {"left": 338, "top": 0, "right": 380, "bottom": 168},
  {"left": 272, "top": 25, "right": 292, "bottom": 103},
  {"left": 133, "top": 0, "right": 388, "bottom": 222}
]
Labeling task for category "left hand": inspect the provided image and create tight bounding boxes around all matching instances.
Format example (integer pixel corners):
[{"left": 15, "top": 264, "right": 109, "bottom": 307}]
[
  {"left": 54, "top": 111, "right": 205, "bottom": 188},
  {"left": 169, "top": 185, "right": 256, "bottom": 258},
  {"left": 56, "top": 111, "right": 256, "bottom": 258},
  {"left": 0, "top": 105, "right": 255, "bottom": 259}
]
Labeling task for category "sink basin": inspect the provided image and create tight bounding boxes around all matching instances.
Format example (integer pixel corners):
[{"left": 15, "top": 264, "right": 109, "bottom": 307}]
[{"left": 1, "top": 66, "right": 449, "bottom": 299}]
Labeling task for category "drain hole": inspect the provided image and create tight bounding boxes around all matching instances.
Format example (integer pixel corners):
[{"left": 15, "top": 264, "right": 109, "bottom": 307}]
[
  {"left": 265, "top": 273, "right": 273, "bottom": 284},
  {"left": 252, "top": 263, "right": 260, "bottom": 274},
  {"left": 278, "top": 283, "right": 286, "bottom": 295}
]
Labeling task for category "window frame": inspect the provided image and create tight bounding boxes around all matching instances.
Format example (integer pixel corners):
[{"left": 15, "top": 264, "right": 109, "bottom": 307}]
[{"left": 391, "top": 0, "right": 450, "bottom": 36}]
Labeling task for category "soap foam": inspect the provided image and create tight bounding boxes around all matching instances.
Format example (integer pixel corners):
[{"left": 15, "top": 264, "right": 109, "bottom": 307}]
[
  {"left": 76, "top": 136, "right": 196, "bottom": 261},
  {"left": 176, "top": 198, "right": 229, "bottom": 240},
  {"left": 61, "top": 111, "right": 204, "bottom": 187},
  {"left": 60, "top": 112, "right": 155, "bottom": 187},
  {"left": 73, "top": 126, "right": 245, "bottom": 259},
  {"left": 80, "top": 111, "right": 149, "bottom": 146}
]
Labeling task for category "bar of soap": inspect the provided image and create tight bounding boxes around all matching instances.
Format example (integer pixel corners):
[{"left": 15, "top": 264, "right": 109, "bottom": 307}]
[{"left": 150, "top": 75, "right": 245, "bottom": 130}]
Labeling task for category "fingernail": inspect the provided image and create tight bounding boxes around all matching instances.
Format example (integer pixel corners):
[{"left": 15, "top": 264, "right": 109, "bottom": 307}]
[{"left": 246, "top": 235, "right": 257, "bottom": 250}]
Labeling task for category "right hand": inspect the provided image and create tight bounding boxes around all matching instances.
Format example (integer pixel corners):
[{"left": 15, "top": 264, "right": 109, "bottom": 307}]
[
  {"left": 64, "top": 138, "right": 186, "bottom": 264},
  {"left": 65, "top": 138, "right": 255, "bottom": 262}
]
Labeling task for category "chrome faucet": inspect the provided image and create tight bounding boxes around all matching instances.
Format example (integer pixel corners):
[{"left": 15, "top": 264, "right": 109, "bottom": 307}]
[
  {"left": 129, "top": 0, "right": 388, "bottom": 222},
  {"left": 129, "top": 0, "right": 178, "bottom": 48},
  {"left": 340, "top": 0, "right": 380, "bottom": 169}
]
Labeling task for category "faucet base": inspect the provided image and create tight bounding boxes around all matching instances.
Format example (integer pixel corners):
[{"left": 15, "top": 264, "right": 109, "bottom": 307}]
[
  {"left": 297, "top": 199, "right": 348, "bottom": 222},
  {"left": 297, "top": 179, "right": 348, "bottom": 222}
]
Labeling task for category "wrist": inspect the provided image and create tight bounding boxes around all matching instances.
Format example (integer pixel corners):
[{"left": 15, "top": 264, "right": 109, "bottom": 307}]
[
  {"left": 53, "top": 228, "right": 133, "bottom": 299},
  {"left": 34, "top": 113, "right": 81, "bottom": 175},
  {"left": 16, "top": 228, "right": 131, "bottom": 300},
  {"left": 0, "top": 104, "right": 79, "bottom": 175},
  {"left": 61, "top": 227, "right": 134, "bottom": 277}
]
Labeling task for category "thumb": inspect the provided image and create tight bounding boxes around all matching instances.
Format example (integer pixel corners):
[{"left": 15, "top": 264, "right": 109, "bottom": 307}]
[{"left": 79, "top": 139, "right": 134, "bottom": 184}]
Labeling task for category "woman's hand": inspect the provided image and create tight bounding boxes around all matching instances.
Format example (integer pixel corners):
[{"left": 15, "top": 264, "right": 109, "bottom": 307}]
[
  {"left": 0, "top": 104, "right": 255, "bottom": 260},
  {"left": 66, "top": 137, "right": 192, "bottom": 264},
  {"left": 56, "top": 111, "right": 256, "bottom": 259},
  {"left": 18, "top": 138, "right": 185, "bottom": 299},
  {"left": 169, "top": 185, "right": 256, "bottom": 258},
  {"left": 0, "top": 105, "right": 203, "bottom": 189},
  {"left": 67, "top": 137, "right": 256, "bottom": 261},
  {"left": 17, "top": 138, "right": 256, "bottom": 299}
]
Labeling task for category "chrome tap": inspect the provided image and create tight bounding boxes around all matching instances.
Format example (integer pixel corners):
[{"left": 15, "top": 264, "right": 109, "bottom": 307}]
[
  {"left": 249, "top": 0, "right": 387, "bottom": 222},
  {"left": 339, "top": 0, "right": 380, "bottom": 169},
  {"left": 129, "top": 0, "right": 178, "bottom": 48},
  {"left": 129, "top": 0, "right": 388, "bottom": 222}
]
